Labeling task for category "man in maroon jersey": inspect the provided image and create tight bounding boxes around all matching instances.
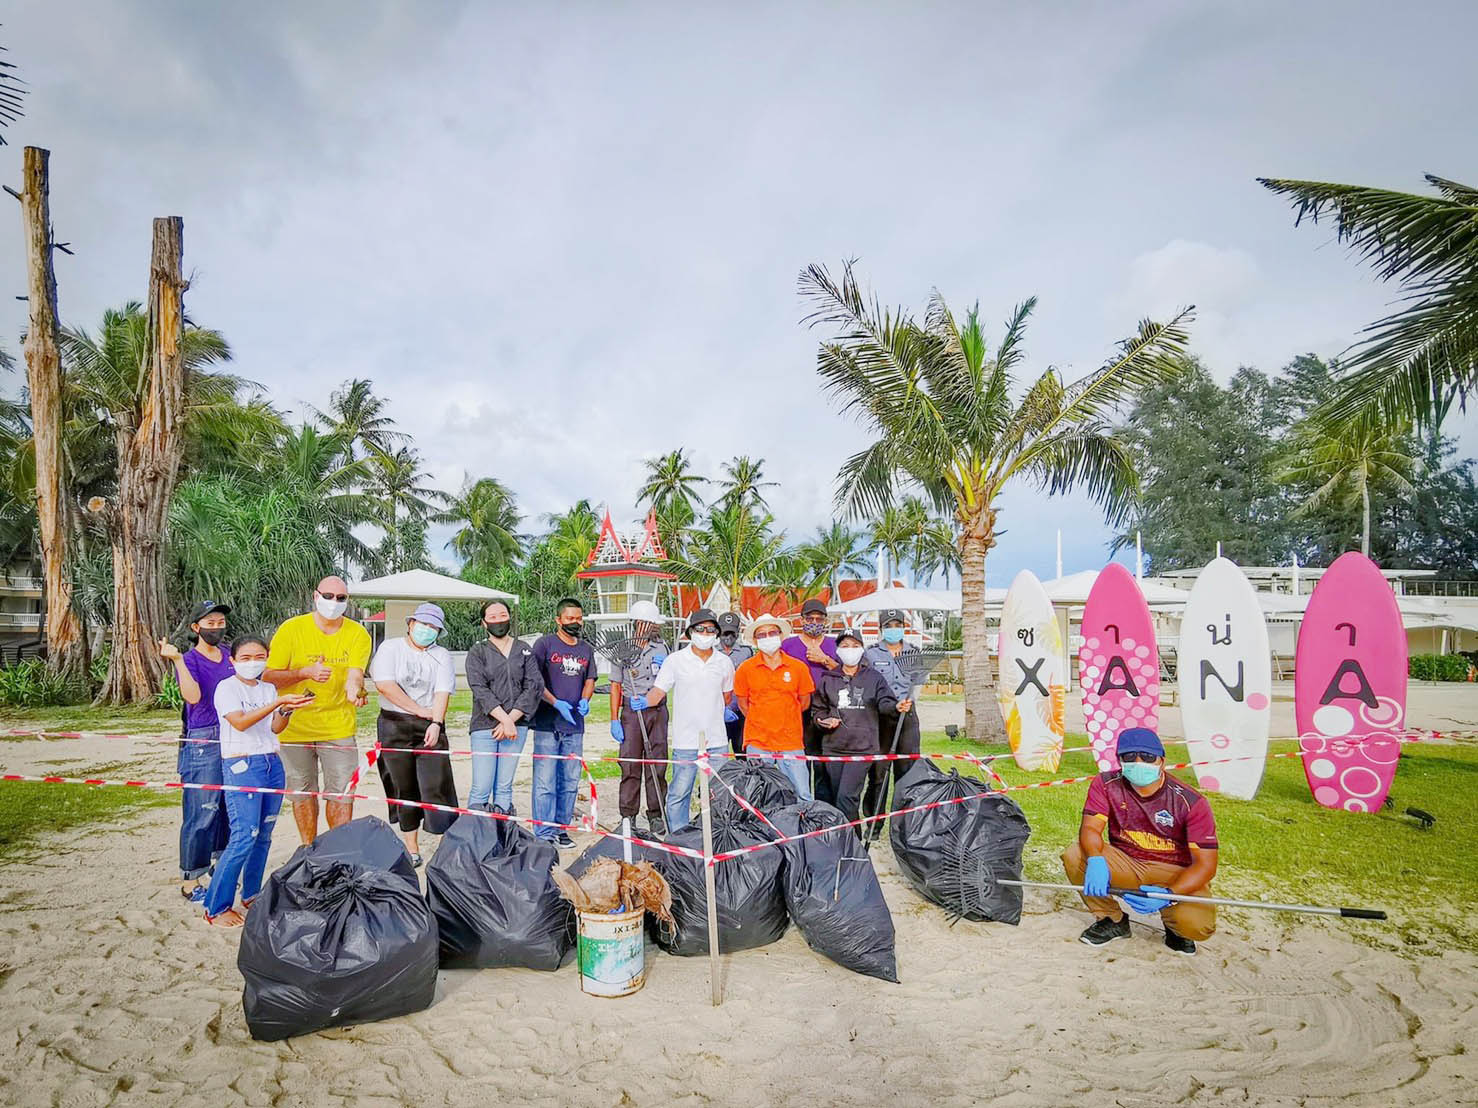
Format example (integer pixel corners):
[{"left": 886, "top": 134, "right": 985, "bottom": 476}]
[{"left": 1062, "top": 727, "right": 1219, "bottom": 956}]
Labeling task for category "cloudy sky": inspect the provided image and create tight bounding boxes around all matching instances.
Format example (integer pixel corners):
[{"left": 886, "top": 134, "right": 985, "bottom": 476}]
[{"left": 2, "top": 0, "right": 1475, "bottom": 585}]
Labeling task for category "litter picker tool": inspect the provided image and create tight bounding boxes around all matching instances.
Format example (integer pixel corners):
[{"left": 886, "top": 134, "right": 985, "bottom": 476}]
[
  {"left": 597, "top": 629, "right": 670, "bottom": 833},
  {"left": 864, "top": 648, "right": 950, "bottom": 851},
  {"left": 998, "top": 878, "right": 1387, "bottom": 920}
]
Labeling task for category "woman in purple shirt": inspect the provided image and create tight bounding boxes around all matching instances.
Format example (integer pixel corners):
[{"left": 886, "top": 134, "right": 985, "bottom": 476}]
[
  {"left": 158, "top": 600, "right": 235, "bottom": 901},
  {"left": 781, "top": 598, "right": 840, "bottom": 803}
]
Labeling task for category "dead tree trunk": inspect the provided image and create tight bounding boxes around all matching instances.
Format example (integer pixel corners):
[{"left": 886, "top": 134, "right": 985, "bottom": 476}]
[
  {"left": 19, "top": 146, "right": 88, "bottom": 679},
  {"left": 96, "top": 217, "right": 187, "bottom": 705}
]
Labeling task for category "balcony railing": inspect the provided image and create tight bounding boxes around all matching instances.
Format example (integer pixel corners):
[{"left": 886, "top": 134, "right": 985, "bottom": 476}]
[
  {"left": 0, "top": 612, "right": 43, "bottom": 628},
  {"left": 0, "top": 575, "right": 43, "bottom": 592},
  {"left": 1404, "top": 580, "right": 1478, "bottom": 598}
]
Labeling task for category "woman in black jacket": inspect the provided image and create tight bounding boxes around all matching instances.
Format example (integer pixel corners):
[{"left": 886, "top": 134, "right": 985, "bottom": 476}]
[
  {"left": 466, "top": 601, "right": 544, "bottom": 813},
  {"left": 812, "top": 628, "right": 899, "bottom": 829}
]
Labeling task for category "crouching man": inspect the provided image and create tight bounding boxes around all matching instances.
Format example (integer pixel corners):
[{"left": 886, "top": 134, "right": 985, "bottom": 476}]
[{"left": 1061, "top": 727, "right": 1218, "bottom": 956}]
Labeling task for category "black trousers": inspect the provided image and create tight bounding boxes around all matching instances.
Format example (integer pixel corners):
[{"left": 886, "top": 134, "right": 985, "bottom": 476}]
[
  {"left": 618, "top": 704, "right": 668, "bottom": 820},
  {"left": 824, "top": 759, "right": 873, "bottom": 832},
  {"left": 376, "top": 711, "right": 459, "bottom": 835},
  {"left": 725, "top": 712, "right": 746, "bottom": 757},
  {"left": 804, "top": 718, "right": 835, "bottom": 805},
  {"left": 863, "top": 709, "right": 921, "bottom": 820}
]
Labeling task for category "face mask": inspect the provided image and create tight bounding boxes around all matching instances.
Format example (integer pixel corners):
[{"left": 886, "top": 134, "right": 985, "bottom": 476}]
[
  {"left": 837, "top": 646, "right": 864, "bottom": 666},
  {"left": 233, "top": 659, "right": 266, "bottom": 680},
  {"left": 197, "top": 627, "right": 226, "bottom": 646},
  {"left": 410, "top": 624, "right": 439, "bottom": 647},
  {"left": 720, "top": 632, "right": 738, "bottom": 647},
  {"left": 1121, "top": 761, "right": 1163, "bottom": 788},
  {"left": 316, "top": 595, "right": 348, "bottom": 620},
  {"left": 690, "top": 631, "right": 718, "bottom": 650},
  {"left": 560, "top": 621, "right": 583, "bottom": 639},
  {"left": 756, "top": 634, "right": 782, "bottom": 655},
  {"left": 881, "top": 627, "right": 905, "bottom": 644},
  {"left": 486, "top": 620, "right": 512, "bottom": 638},
  {"left": 801, "top": 620, "right": 826, "bottom": 636}
]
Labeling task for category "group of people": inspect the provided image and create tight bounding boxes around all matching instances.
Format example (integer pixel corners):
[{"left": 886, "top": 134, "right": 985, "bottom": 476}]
[{"left": 166, "top": 581, "right": 1219, "bottom": 956}]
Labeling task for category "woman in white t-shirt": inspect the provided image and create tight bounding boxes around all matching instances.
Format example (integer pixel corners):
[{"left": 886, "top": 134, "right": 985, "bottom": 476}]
[{"left": 202, "top": 636, "right": 314, "bottom": 927}]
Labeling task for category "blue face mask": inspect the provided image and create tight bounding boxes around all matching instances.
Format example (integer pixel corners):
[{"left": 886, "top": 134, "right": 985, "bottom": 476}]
[
  {"left": 1121, "top": 761, "right": 1162, "bottom": 788},
  {"left": 410, "top": 623, "right": 439, "bottom": 647},
  {"left": 881, "top": 627, "right": 905, "bottom": 644}
]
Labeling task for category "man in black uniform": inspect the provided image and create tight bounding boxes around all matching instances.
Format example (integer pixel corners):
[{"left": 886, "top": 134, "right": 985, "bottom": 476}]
[{"left": 716, "top": 611, "right": 754, "bottom": 755}]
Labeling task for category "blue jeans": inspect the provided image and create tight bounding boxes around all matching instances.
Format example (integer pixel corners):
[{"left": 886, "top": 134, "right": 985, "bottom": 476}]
[
  {"left": 666, "top": 746, "right": 730, "bottom": 832},
  {"left": 204, "top": 753, "right": 285, "bottom": 918},
  {"left": 745, "top": 746, "right": 812, "bottom": 802},
  {"left": 469, "top": 725, "right": 528, "bottom": 812},
  {"left": 531, "top": 730, "right": 583, "bottom": 840},
  {"left": 178, "top": 726, "right": 229, "bottom": 880}
]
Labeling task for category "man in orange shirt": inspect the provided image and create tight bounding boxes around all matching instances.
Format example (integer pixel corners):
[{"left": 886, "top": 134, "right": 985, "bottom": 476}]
[{"left": 732, "top": 614, "right": 814, "bottom": 800}]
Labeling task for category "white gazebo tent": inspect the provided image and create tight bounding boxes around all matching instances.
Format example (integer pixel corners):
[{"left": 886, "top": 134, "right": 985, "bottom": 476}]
[
  {"left": 827, "top": 585, "right": 961, "bottom": 648},
  {"left": 349, "top": 569, "right": 518, "bottom": 641}
]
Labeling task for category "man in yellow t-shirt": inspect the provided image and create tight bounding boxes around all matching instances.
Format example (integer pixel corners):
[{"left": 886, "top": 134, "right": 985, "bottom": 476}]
[{"left": 265, "top": 575, "right": 371, "bottom": 844}]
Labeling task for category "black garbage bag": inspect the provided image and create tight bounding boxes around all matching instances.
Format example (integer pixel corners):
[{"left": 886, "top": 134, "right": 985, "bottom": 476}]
[
  {"left": 709, "top": 759, "right": 797, "bottom": 836},
  {"left": 770, "top": 801, "right": 898, "bottom": 982},
  {"left": 887, "top": 759, "right": 1032, "bottom": 925},
  {"left": 651, "top": 821, "right": 788, "bottom": 955},
  {"left": 424, "top": 814, "right": 574, "bottom": 970},
  {"left": 238, "top": 825, "right": 438, "bottom": 1041},
  {"left": 290, "top": 814, "right": 420, "bottom": 888}
]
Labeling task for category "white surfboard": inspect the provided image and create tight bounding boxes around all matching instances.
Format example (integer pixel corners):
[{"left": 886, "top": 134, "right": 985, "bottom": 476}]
[
  {"left": 997, "top": 570, "right": 1066, "bottom": 771},
  {"left": 1177, "top": 557, "right": 1272, "bottom": 799}
]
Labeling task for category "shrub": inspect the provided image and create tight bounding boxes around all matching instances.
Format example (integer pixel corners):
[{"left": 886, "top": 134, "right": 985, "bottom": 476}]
[
  {"left": 1408, "top": 653, "right": 1471, "bottom": 682},
  {"left": 0, "top": 658, "right": 93, "bottom": 707}
]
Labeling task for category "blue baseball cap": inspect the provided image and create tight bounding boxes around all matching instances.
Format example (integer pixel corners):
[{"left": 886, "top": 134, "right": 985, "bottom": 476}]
[{"left": 1116, "top": 727, "right": 1164, "bottom": 758}]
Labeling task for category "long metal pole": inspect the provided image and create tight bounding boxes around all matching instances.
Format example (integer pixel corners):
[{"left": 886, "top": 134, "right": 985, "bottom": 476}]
[
  {"left": 697, "top": 739, "right": 722, "bottom": 1005},
  {"left": 999, "top": 879, "right": 1386, "bottom": 920}
]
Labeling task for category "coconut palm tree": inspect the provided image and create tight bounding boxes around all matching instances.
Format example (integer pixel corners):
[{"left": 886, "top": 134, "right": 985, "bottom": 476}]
[
  {"left": 637, "top": 449, "right": 707, "bottom": 517},
  {"left": 715, "top": 455, "right": 778, "bottom": 512},
  {"left": 310, "top": 377, "right": 407, "bottom": 462},
  {"left": 1280, "top": 411, "right": 1417, "bottom": 557},
  {"left": 1259, "top": 175, "right": 1478, "bottom": 425},
  {"left": 366, "top": 446, "right": 448, "bottom": 573},
  {"left": 443, "top": 476, "right": 522, "bottom": 571},
  {"left": 664, "top": 503, "right": 785, "bottom": 614},
  {"left": 266, "top": 424, "right": 377, "bottom": 569},
  {"left": 758, "top": 551, "right": 815, "bottom": 613},
  {"left": 0, "top": 32, "right": 27, "bottom": 143},
  {"left": 798, "top": 521, "right": 871, "bottom": 602},
  {"left": 541, "top": 499, "right": 602, "bottom": 589},
  {"left": 801, "top": 260, "right": 1192, "bottom": 740}
]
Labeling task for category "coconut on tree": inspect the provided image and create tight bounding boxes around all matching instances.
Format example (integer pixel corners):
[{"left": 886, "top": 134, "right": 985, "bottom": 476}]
[{"left": 801, "top": 260, "right": 1191, "bottom": 741}]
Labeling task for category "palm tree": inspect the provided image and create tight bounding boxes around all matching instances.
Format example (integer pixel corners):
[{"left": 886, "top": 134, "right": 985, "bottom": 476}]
[
  {"left": 637, "top": 449, "right": 707, "bottom": 517},
  {"left": 443, "top": 476, "right": 522, "bottom": 571},
  {"left": 267, "top": 424, "right": 377, "bottom": 568},
  {"left": 0, "top": 31, "right": 27, "bottom": 144},
  {"left": 1259, "top": 175, "right": 1478, "bottom": 425},
  {"left": 541, "top": 499, "right": 601, "bottom": 590},
  {"left": 801, "top": 261, "right": 1191, "bottom": 740},
  {"left": 310, "top": 378, "right": 407, "bottom": 461},
  {"left": 716, "top": 455, "right": 778, "bottom": 512},
  {"left": 664, "top": 503, "right": 785, "bottom": 614},
  {"left": 868, "top": 505, "right": 909, "bottom": 586},
  {"left": 758, "top": 551, "right": 815, "bottom": 613},
  {"left": 366, "top": 446, "right": 448, "bottom": 573},
  {"left": 798, "top": 521, "right": 871, "bottom": 602},
  {"left": 1280, "top": 411, "right": 1417, "bottom": 557}
]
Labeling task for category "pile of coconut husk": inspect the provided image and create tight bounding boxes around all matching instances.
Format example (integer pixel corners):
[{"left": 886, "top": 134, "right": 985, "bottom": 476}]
[{"left": 552, "top": 858, "right": 673, "bottom": 924}]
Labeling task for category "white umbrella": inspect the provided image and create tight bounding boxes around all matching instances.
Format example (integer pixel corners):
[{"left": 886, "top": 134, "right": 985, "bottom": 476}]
[
  {"left": 827, "top": 585, "right": 962, "bottom": 614},
  {"left": 349, "top": 568, "right": 518, "bottom": 603}
]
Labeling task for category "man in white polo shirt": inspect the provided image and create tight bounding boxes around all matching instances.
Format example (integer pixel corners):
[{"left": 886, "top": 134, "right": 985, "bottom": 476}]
[{"left": 633, "top": 607, "right": 734, "bottom": 833}]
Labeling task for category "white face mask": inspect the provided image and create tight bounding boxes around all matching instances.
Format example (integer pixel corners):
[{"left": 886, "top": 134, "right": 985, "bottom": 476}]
[
  {"left": 315, "top": 595, "right": 348, "bottom": 620},
  {"left": 755, "top": 634, "right": 782, "bottom": 655},
  {"left": 690, "top": 632, "right": 718, "bottom": 650},
  {"left": 234, "top": 659, "right": 266, "bottom": 680},
  {"left": 837, "top": 646, "right": 864, "bottom": 666}
]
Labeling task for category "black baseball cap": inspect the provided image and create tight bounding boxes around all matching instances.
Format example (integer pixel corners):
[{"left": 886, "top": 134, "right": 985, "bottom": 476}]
[
  {"left": 800, "top": 598, "right": 828, "bottom": 617},
  {"left": 717, "top": 612, "right": 742, "bottom": 633},
  {"left": 879, "top": 608, "right": 907, "bottom": 626},
  {"left": 189, "top": 600, "right": 231, "bottom": 624},
  {"left": 687, "top": 607, "right": 720, "bottom": 631},
  {"left": 836, "top": 627, "right": 864, "bottom": 646}
]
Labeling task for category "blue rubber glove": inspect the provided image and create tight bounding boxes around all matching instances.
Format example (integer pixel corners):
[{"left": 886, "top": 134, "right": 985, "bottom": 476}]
[
  {"left": 1123, "top": 885, "right": 1170, "bottom": 914},
  {"left": 724, "top": 704, "right": 739, "bottom": 724},
  {"left": 552, "top": 699, "right": 576, "bottom": 726},
  {"left": 609, "top": 718, "right": 624, "bottom": 743},
  {"left": 1083, "top": 855, "right": 1111, "bottom": 898},
  {"left": 577, "top": 697, "right": 591, "bottom": 717},
  {"left": 630, "top": 694, "right": 649, "bottom": 711}
]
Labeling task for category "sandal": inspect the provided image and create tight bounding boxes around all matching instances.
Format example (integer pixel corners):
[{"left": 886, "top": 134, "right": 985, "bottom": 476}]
[
  {"left": 409, "top": 853, "right": 424, "bottom": 868},
  {"left": 205, "top": 908, "right": 244, "bottom": 928}
]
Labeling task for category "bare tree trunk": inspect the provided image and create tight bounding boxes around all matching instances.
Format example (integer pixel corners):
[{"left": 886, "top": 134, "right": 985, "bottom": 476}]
[
  {"left": 1360, "top": 482, "right": 1371, "bottom": 558},
  {"left": 959, "top": 509, "right": 1005, "bottom": 743},
  {"left": 19, "top": 147, "right": 88, "bottom": 679},
  {"left": 97, "top": 217, "right": 187, "bottom": 705}
]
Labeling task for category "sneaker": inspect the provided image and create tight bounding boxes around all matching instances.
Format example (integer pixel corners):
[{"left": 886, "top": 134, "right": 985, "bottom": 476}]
[
  {"left": 1163, "top": 927, "right": 1197, "bottom": 956},
  {"left": 1079, "top": 915, "right": 1132, "bottom": 946},
  {"left": 645, "top": 816, "right": 666, "bottom": 837},
  {"left": 185, "top": 884, "right": 208, "bottom": 904},
  {"left": 555, "top": 833, "right": 577, "bottom": 850}
]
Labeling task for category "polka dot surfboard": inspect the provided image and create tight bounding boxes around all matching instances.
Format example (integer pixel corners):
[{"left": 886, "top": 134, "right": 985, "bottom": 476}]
[
  {"left": 1078, "top": 563, "right": 1160, "bottom": 771},
  {"left": 1295, "top": 551, "right": 1407, "bottom": 812},
  {"left": 1177, "top": 557, "right": 1272, "bottom": 799}
]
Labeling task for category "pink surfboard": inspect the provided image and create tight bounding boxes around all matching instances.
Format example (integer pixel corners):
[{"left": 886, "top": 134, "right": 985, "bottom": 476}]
[
  {"left": 1295, "top": 551, "right": 1407, "bottom": 812},
  {"left": 1078, "top": 563, "right": 1160, "bottom": 771}
]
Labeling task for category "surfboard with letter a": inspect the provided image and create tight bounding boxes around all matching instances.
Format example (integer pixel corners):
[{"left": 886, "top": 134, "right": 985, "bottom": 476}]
[
  {"left": 1295, "top": 551, "right": 1407, "bottom": 812},
  {"left": 1178, "top": 557, "right": 1272, "bottom": 799},
  {"left": 1078, "top": 563, "right": 1160, "bottom": 771},
  {"left": 997, "top": 569, "right": 1066, "bottom": 771}
]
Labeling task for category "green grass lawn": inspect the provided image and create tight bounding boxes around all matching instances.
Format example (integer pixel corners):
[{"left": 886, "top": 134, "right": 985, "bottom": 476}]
[
  {"left": 1, "top": 703, "right": 180, "bottom": 736},
  {"left": 920, "top": 730, "right": 1478, "bottom": 953},
  {"left": 0, "top": 781, "right": 174, "bottom": 855}
]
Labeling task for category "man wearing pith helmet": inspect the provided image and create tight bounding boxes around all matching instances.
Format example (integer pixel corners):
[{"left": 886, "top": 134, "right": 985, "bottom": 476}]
[{"left": 1062, "top": 727, "right": 1219, "bottom": 956}]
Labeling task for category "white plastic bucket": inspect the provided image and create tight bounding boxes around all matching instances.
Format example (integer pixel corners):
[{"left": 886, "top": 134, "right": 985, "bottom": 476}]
[{"left": 577, "top": 906, "right": 646, "bottom": 997}]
